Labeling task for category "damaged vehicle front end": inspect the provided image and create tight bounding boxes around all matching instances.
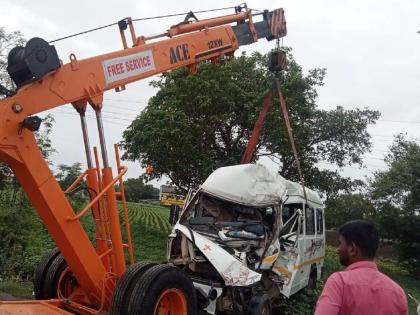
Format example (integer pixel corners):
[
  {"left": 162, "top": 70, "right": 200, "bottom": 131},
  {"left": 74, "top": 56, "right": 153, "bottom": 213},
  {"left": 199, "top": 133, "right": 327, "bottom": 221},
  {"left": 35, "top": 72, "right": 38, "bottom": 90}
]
[{"left": 167, "top": 164, "right": 325, "bottom": 314}]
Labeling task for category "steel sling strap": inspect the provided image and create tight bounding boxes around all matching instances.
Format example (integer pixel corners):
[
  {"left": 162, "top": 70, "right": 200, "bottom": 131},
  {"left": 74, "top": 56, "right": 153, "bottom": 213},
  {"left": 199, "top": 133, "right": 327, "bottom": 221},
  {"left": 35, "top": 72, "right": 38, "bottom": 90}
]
[{"left": 274, "top": 77, "right": 308, "bottom": 201}]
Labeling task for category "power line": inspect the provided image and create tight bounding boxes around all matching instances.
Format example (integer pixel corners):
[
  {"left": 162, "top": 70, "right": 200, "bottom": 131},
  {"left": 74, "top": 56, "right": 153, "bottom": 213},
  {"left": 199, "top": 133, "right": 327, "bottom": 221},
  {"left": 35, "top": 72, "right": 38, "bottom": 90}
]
[
  {"left": 51, "top": 107, "right": 136, "bottom": 122},
  {"left": 102, "top": 104, "right": 141, "bottom": 114},
  {"left": 51, "top": 109, "right": 130, "bottom": 127}
]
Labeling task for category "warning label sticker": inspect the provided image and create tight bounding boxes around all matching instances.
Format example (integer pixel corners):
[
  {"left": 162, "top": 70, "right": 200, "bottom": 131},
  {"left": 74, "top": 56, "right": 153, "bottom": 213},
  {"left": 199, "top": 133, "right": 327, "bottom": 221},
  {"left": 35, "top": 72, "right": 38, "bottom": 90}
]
[{"left": 102, "top": 50, "right": 155, "bottom": 85}]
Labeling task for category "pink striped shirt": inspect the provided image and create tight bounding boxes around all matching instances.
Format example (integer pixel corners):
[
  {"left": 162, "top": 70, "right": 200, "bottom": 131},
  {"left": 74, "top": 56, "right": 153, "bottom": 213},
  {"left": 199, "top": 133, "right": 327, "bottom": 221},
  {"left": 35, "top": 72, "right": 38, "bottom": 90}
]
[{"left": 314, "top": 261, "right": 408, "bottom": 315}]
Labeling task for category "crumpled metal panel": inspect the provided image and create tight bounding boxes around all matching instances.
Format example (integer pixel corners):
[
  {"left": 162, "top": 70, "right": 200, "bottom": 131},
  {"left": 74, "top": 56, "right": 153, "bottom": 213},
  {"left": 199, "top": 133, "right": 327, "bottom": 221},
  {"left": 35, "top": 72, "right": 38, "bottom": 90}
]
[
  {"left": 200, "top": 164, "right": 287, "bottom": 207},
  {"left": 175, "top": 223, "right": 262, "bottom": 286}
]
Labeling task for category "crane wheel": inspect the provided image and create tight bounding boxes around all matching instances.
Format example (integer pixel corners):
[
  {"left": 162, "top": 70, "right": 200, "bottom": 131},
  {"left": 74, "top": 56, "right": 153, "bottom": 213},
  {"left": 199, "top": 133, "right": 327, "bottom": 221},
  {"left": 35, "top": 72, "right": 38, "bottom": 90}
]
[
  {"left": 33, "top": 247, "right": 60, "bottom": 299},
  {"left": 43, "top": 253, "right": 76, "bottom": 299},
  {"left": 110, "top": 262, "right": 157, "bottom": 315},
  {"left": 128, "top": 264, "right": 197, "bottom": 315},
  {"left": 247, "top": 293, "right": 272, "bottom": 315}
]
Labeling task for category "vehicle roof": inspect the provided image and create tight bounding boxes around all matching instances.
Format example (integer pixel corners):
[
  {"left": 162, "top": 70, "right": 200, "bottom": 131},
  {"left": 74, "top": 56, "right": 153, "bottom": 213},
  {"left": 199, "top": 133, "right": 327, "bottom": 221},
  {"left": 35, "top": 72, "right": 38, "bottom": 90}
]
[
  {"left": 200, "top": 164, "right": 288, "bottom": 207},
  {"left": 284, "top": 180, "right": 323, "bottom": 207}
]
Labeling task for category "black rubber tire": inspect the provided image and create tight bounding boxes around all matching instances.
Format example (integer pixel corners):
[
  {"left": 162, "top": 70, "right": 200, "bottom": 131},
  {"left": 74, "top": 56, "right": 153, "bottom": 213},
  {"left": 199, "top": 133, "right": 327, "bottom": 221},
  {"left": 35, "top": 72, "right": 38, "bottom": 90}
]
[
  {"left": 248, "top": 293, "right": 272, "bottom": 315},
  {"left": 128, "top": 264, "right": 197, "bottom": 315},
  {"left": 110, "top": 262, "right": 157, "bottom": 315},
  {"left": 307, "top": 268, "right": 318, "bottom": 293},
  {"left": 43, "top": 253, "right": 69, "bottom": 299},
  {"left": 33, "top": 247, "right": 60, "bottom": 299}
]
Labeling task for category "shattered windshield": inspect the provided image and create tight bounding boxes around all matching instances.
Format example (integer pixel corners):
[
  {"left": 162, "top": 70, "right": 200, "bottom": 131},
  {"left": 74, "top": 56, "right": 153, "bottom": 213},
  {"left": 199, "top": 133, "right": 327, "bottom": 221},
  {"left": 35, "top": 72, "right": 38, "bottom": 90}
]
[{"left": 180, "top": 192, "right": 278, "bottom": 243}]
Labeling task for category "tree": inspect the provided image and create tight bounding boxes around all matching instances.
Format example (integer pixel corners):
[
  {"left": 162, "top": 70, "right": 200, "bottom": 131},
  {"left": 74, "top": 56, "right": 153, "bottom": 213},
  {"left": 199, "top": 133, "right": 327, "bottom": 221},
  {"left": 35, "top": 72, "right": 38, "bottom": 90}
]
[
  {"left": 368, "top": 134, "right": 420, "bottom": 278},
  {"left": 121, "top": 51, "right": 379, "bottom": 195},
  {"left": 55, "top": 162, "right": 82, "bottom": 191},
  {"left": 325, "top": 193, "right": 375, "bottom": 229},
  {"left": 122, "top": 177, "right": 159, "bottom": 202},
  {"left": 370, "top": 134, "right": 420, "bottom": 213}
]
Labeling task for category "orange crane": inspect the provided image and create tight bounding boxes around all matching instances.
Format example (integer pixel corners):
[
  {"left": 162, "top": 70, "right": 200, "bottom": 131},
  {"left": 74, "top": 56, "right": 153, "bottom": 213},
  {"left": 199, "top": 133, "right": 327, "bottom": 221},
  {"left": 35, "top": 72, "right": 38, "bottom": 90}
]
[{"left": 0, "top": 5, "right": 286, "bottom": 314}]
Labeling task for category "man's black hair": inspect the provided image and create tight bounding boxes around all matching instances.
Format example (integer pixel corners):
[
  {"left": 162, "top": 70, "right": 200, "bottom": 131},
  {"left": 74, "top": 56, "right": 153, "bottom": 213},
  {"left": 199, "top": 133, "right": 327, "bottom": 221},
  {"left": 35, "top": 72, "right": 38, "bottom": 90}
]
[{"left": 338, "top": 220, "right": 379, "bottom": 258}]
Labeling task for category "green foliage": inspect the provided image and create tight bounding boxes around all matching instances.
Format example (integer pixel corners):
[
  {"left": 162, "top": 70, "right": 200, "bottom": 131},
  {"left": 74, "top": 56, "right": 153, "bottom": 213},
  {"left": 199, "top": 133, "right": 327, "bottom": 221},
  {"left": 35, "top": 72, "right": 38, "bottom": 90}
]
[
  {"left": 36, "top": 114, "right": 56, "bottom": 162},
  {"left": 0, "top": 200, "right": 54, "bottom": 280},
  {"left": 122, "top": 177, "right": 159, "bottom": 202},
  {"left": 325, "top": 193, "right": 375, "bottom": 229},
  {"left": 55, "top": 162, "right": 83, "bottom": 190},
  {"left": 368, "top": 135, "right": 420, "bottom": 278},
  {"left": 370, "top": 134, "right": 420, "bottom": 212},
  {"left": 121, "top": 51, "right": 379, "bottom": 196}
]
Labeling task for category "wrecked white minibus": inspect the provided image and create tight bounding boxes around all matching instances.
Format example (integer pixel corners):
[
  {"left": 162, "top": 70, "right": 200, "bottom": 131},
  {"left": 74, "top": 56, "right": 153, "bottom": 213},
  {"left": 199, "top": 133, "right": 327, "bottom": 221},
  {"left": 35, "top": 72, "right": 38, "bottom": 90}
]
[{"left": 167, "top": 164, "right": 325, "bottom": 314}]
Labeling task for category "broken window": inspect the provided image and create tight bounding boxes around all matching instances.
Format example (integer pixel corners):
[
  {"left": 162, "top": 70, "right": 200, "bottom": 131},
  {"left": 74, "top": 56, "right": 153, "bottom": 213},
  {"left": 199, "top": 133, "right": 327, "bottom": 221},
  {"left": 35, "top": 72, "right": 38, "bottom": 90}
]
[
  {"left": 316, "top": 209, "right": 324, "bottom": 234},
  {"left": 282, "top": 203, "right": 303, "bottom": 234},
  {"left": 305, "top": 207, "right": 315, "bottom": 235}
]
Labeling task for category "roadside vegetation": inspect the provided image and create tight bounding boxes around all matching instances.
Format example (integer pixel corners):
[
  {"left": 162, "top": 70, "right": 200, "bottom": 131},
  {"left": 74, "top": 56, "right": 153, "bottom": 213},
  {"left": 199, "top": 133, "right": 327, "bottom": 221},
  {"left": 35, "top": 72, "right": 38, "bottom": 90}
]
[{"left": 0, "top": 202, "right": 419, "bottom": 314}]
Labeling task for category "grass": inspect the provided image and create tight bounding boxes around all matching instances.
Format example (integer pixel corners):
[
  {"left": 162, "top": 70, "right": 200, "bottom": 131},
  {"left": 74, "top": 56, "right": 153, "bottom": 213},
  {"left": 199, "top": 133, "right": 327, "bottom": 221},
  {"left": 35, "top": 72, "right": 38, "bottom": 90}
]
[
  {"left": 1, "top": 201, "right": 419, "bottom": 314},
  {"left": 0, "top": 280, "right": 33, "bottom": 299}
]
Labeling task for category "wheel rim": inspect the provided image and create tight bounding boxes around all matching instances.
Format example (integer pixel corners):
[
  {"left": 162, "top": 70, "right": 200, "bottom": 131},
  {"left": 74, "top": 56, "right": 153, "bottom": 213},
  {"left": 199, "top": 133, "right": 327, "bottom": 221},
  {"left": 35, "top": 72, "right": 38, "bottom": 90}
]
[
  {"left": 154, "top": 288, "right": 188, "bottom": 315},
  {"left": 58, "top": 268, "right": 78, "bottom": 298}
]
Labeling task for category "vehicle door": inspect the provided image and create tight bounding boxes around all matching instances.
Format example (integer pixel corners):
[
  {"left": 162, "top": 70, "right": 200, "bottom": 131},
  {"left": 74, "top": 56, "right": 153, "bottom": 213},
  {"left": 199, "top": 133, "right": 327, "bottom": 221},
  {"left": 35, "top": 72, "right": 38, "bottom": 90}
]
[
  {"left": 276, "top": 202, "right": 304, "bottom": 296},
  {"left": 313, "top": 208, "right": 326, "bottom": 279},
  {"left": 298, "top": 205, "right": 317, "bottom": 289}
]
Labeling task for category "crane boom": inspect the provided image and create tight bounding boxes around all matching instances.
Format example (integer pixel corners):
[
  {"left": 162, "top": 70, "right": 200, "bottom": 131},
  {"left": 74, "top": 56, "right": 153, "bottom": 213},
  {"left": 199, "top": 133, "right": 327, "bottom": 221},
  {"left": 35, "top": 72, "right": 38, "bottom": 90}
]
[{"left": 0, "top": 7, "right": 286, "bottom": 312}]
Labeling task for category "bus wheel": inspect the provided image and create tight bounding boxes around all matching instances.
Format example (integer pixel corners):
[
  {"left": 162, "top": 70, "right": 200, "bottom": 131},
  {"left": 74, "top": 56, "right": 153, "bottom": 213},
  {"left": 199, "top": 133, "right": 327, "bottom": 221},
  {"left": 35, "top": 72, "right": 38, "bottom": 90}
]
[{"left": 128, "top": 264, "right": 197, "bottom": 315}]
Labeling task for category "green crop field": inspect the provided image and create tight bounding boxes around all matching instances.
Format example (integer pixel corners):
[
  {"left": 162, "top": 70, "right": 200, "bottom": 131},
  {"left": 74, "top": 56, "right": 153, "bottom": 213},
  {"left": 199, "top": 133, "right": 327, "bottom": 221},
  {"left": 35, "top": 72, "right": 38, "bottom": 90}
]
[
  {"left": 120, "top": 202, "right": 172, "bottom": 262},
  {"left": 124, "top": 202, "right": 172, "bottom": 234}
]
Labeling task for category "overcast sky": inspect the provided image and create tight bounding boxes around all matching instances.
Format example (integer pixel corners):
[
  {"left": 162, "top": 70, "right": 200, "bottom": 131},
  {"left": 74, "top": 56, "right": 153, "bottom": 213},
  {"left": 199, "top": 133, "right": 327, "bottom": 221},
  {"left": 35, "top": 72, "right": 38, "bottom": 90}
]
[{"left": 1, "top": 0, "right": 420, "bottom": 184}]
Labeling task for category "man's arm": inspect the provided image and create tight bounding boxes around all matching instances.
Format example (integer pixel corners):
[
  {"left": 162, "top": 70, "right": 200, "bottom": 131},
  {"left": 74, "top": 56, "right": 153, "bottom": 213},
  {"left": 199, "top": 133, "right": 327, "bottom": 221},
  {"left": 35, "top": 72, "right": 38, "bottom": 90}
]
[{"left": 314, "top": 272, "right": 344, "bottom": 315}]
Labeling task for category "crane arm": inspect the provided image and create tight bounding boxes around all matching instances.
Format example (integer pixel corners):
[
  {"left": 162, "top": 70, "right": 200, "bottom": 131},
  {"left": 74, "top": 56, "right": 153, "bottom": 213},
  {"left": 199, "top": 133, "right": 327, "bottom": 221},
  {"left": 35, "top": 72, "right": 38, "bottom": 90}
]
[
  {"left": 0, "top": 7, "right": 286, "bottom": 309},
  {"left": 4, "top": 9, "right": 286, "bottom": 114}
]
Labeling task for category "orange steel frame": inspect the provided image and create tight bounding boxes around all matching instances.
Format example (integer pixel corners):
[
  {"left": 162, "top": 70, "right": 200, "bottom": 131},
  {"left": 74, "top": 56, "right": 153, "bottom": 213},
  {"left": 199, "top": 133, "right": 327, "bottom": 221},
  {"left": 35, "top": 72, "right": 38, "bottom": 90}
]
[{"left": 0, "top": 7, "right": 286, "bottom": 313}]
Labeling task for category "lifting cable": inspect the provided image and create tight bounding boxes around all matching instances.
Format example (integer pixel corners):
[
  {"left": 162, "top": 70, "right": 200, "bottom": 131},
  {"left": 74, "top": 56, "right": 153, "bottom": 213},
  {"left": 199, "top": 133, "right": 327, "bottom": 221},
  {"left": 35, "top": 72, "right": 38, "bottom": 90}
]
[
  {"left": 273, "top": 78, "right": 308, "bottom": 201},
  {"left": 49, "top": 4, "right": 251, "bottom": 43},
  {"left": 271, "top": 38, "right": 308, "bottom": 202}
]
